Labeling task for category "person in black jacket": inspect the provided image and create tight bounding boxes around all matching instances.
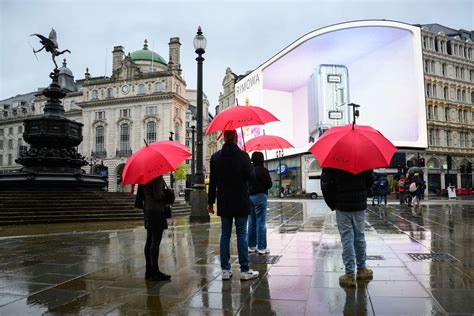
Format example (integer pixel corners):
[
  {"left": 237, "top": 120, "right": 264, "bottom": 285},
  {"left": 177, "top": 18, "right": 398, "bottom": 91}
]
[
  {"left": 208, "top": 130, "right": 259, "bottom": 281},
  {"left": 135, "top": 176, "right": 170, "bottom": 281},
  {"left": 321, "top": 167, "right": 374, "bottom": 287},
  {"left": 248, "top": 151, "right": 273, "bottom": 255}
]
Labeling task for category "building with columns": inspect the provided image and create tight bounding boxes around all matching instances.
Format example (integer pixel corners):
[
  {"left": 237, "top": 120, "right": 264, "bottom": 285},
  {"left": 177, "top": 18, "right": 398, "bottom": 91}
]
[
  {"left": 216, "top": 23, "right": 473, "bottom": 196},
  {"left": 0, "top": 37, "right": 211, "bottom": 192}
]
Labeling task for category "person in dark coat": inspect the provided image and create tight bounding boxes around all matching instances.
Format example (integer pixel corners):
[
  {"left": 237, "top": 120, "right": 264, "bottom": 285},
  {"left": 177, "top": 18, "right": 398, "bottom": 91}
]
[
  {"left": 248, "top": 151, "right": 273, "bottom": 255},
  {"left": 378, "top": 174, "right": 388, "bottom": 205},
  {"left": 208, "top": 130, "right": 259, "bottom": 281},
  {"left": 321, "top": 167, "right": 374, "bottom": 287},
  {"left": 135, "top": 175, "right": 170, "bottom": 281}
]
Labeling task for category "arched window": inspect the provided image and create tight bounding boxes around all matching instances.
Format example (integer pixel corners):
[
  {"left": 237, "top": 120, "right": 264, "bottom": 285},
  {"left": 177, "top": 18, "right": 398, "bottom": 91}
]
[
  {"left": 146, "top": 121, "right": 156, "bottom": 143},
  {"left": 120, "top": 123, "right": 130, "bottom": 152},
  {"left": 95, "top": 126, "right": 105, "bottom": 154},
  {"left": 91, "top": 89, "right": 98, "bottom": 100},
  {"left": 107, "top": 88, "right": 113, "bottom": 98},
  {"left": 138, "top": 84, "right": 145, "bottom": 94},
  {"left": 155, "top": 82, "right": 162, "bottom": 92},
  {"left": 426, "top": 158, "right": 440, "bottom": 169}
]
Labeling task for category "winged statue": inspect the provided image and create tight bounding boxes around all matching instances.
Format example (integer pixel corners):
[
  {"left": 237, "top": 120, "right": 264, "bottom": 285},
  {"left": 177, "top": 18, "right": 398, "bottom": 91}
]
[{"left": 31, "top": 28, "right": 71, "bottom": 69}]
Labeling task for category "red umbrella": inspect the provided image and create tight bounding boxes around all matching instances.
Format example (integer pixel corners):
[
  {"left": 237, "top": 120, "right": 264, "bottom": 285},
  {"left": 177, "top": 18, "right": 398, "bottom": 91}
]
[
  {"left": 244, "top": 135, "right": 294, "bottom": 152},
  {"left": 206, "top": 105, "right": 279, "bottom": 135},
  {"left": 122, "top": 141, "right": 191, "bottom": 185},
  {"left": 309, "top": 124, "right": 397, "bottom": 174}
]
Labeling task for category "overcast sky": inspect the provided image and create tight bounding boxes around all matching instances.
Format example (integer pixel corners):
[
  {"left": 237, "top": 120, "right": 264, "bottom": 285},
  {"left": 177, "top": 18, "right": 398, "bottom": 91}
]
[{"left": 1, "top": 0, "right": 472, "bottom": 113}]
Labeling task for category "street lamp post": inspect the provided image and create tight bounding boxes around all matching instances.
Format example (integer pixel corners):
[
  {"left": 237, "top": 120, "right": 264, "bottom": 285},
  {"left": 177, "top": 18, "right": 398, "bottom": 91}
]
[
  {"left": 169, "top": 131, "right": 175, "bottom": 189},
  {"left": 190, "top": 26, "right": 210, "bottom": 221},
  {"left": 190, "top": 125, "right": 196, "bottom": 183},
  {"left": 276, "top": 149, "right": 284, "bottom": 198}
]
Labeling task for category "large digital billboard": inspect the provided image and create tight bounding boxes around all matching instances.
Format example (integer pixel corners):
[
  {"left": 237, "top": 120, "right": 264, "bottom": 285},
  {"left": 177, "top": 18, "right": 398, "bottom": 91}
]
[{"left": 235, "top": 20, "right": 427, "bottom": 159}]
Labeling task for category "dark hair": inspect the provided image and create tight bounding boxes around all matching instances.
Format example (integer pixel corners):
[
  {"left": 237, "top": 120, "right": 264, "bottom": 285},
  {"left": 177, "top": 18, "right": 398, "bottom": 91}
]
[{"left": 251, "top": 151, "right": 264, "bottom": 165}]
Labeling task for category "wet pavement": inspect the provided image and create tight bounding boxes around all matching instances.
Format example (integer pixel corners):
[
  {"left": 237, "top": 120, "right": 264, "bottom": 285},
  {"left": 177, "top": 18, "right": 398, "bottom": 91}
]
[{"left": 0, "top": 199, "right": 472, "bottom": 315}]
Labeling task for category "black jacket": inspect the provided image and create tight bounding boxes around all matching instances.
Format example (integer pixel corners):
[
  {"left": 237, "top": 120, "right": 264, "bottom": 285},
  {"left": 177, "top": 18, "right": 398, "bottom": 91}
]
[
  {"left": 249, "top": 164, "right": 272, "bottom": 195},
  {"left": 136, "top": 176, "right": 168, "bottom": 230},
  {"left": 208, "top": 142, "right": 255, "bottom": 217},
  {"left": 321, "top": 168, "right": 374, "bottom": 212}
]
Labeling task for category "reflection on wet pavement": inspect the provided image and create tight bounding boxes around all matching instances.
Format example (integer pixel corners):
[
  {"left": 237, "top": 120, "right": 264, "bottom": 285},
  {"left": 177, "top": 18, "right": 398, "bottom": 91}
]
[{"left": 0, "top": 199, "right": 472, "bottom": 314}]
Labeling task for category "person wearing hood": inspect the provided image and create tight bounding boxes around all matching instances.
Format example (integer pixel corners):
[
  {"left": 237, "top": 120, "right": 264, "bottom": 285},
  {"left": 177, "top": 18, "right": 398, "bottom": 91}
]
[
  {"left": 248, "top": 151, "right": 273, "bottom": 255},
  {"left": 208, "top": 130, "right": 259, "bottom": 281}
]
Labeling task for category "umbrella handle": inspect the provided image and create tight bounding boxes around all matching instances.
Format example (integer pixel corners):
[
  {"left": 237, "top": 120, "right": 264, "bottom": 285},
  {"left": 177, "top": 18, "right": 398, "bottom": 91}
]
[
  {"left": 240, "top": 126, "right": 246, "bottom": 151},
  {"left": 144, "top": 139, "right": 148, "bottom": 147}
]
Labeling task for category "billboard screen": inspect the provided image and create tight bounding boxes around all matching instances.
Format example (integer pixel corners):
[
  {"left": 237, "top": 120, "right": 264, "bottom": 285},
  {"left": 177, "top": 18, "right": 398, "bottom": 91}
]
[{"left": 235, "top": 20, "right": 427, "bottom": 159}]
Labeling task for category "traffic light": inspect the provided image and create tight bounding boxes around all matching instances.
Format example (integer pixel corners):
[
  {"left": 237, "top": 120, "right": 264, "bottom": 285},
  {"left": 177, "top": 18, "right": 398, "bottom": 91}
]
[
  {"left": 460, "top": 165, "right": 466, "bottom": 174},
  {"left": 419, "top": 158, "right": 425, "bottom": 167},
  {"left": 447, "top": 155, "right": 452, "bottom": 170},
  {"left": 467, "top": 162, "right": 472, "bottom": 174}
]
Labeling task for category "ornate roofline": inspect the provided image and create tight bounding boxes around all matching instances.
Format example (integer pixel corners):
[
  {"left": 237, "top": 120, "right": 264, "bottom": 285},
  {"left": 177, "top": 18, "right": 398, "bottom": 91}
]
[{"left": 77, "top": 92, "right": 188, "bottom": 108}]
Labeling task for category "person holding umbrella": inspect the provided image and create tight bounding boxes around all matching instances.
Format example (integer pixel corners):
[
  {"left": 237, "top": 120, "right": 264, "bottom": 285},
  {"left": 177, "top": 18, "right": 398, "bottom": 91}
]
[
  {"left": 248, "top": 151, "right": 273, "bottom": 255},
  {"left": 136, "top": 176, "right": 171, "bottom": 281},
  {"left": 207, "top": 130, "right": 259, "bottom": 281},
  {"left": 309, "top": 123, "right": 397, "bottom": 287}
]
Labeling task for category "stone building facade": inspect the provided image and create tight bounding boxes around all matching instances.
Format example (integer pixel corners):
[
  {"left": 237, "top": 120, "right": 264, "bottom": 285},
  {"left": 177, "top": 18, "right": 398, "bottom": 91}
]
[{"left": 0, "top": 38, "right": 211, "bottom": 192}]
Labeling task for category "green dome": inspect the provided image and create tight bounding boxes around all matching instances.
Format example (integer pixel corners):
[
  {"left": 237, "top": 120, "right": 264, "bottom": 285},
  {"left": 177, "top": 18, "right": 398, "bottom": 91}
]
[{"left": 130, "top": 40, "right": 167, "bottom": 65}]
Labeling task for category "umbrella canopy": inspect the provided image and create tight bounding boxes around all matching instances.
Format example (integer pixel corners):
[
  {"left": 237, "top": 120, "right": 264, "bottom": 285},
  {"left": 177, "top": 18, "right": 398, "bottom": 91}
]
[
  {"left": 309, "top": 124, "right": 397, "bottom": 174},
  {"left": 407, "top": 166, "right": 424, "bottom": 176},
  {"left": 243, "top": 135, "right": 294, "bottom": 152},
  {"left": 206, "top": 105, "right": 279, "bottom": 134},
  {"left": 122, "top": 141, "right": 191, "bottom": 185}
]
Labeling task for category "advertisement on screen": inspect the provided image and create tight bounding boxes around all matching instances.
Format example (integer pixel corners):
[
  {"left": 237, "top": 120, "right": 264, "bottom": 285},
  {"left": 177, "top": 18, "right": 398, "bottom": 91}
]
[{"left": 235, "top": 20, "right": 427, "bottom": 159}]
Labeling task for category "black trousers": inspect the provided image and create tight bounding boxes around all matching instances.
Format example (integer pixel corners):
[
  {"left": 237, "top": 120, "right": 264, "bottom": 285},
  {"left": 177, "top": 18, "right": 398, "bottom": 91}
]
[{"left": 144, "top": 228, "right": 164, "bottom": 272}]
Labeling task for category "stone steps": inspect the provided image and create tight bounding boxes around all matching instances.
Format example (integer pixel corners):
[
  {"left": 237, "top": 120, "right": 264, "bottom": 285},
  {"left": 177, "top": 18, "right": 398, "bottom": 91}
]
[{"left": 0, "top": 191, "right": 191, "bottom": 225}]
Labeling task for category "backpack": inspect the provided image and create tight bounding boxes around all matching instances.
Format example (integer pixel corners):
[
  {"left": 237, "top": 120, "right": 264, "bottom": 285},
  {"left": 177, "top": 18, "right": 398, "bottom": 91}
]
[
  {"left": 409, "top": 182, "right": 417, "bottom": 193},
  {"left": 163, "top": 183, "right": 175, "bottom": 205},
  {"left": 398, "top": 179, "right": 405, "bottom": 188}
]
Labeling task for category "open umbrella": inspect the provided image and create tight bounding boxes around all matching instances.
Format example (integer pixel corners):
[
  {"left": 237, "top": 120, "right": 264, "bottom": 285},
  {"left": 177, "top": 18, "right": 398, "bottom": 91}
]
[
  {"left": 206, "top": 105, "right": 279, "bottom": 135},
  {"left": 309, "top": 124, "right": 396, "bottom": 174},
  {"left": 243, "top": 135, "right": 294, "bottom": 152},
  {"left": 122, "top": 140, "right": 191, "bottom": 185}
]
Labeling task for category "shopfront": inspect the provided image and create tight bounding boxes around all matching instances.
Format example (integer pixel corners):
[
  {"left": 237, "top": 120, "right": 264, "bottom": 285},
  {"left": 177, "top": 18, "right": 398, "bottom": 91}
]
[{"left": 267, "top": 155, "right": 302, "bottom": 197}]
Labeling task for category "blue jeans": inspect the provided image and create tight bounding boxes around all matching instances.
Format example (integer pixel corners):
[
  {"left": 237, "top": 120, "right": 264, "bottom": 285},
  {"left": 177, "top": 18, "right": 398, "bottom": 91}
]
[
  {"left": 335, "top": 210, "right": 367, "bottom": 274},
  {"left": 220, "top": 216, "right": 249, "bottom": 272},
  {"left": 378, "top": 194, "right": 387, "bottom": 205},
  {"left": 248, "top": 193, "right": 268, "bottom": 250}
]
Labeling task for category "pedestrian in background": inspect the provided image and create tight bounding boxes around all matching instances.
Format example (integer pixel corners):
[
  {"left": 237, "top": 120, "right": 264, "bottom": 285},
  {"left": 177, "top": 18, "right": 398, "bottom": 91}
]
[
  {"left": 248, "top": 151, "right": 273, "bottom": 255},
  {"left": 371, "top": 177, "right": 380, "bottom": 206},
  {"left": 398, "top": 175, "right": 407, "bottom": 205},
  {"left": 135, "top": 175, "right": 171, "bottom": 281},
  {"left": 378, "top": 174, "right": 388, "bottom": 205},
  {"left": 208, "top": 130, "right": 259, "bottom": 281},
  {"left": 321, "top": 167, "right": 374, "bottom": 287}
]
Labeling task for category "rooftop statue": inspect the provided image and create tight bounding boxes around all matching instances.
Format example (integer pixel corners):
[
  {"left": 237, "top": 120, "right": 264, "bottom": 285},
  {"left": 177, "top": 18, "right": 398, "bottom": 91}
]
[{"left": 31, "top": 28, "right": 71, "bottom": 69}]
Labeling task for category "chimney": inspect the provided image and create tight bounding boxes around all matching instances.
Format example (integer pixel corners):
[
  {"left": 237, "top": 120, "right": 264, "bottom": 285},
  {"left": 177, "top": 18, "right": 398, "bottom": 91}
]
[
  {"left": 168, "top": 37, "right": 181, "bottom": 71},
  {"left": 112, "top": 46, "right": 124, "bottom": 73}
]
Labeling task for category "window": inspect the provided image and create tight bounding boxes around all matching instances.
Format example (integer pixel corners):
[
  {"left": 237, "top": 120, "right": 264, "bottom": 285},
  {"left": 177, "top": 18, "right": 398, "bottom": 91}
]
[
  {"left": 146, "top": 106, "right": 157, "bottom": 115},
  {"left": 427, "top": 106, "right": 433, "bottom": 120},
  {"left": 120, "top": 109, "right": 130, "bottom": 118},
  {"left": 459, "top": 110, "right": 463, "bottom": 122},
  {"left": 8, "top": 139, "right": 13, "bottom": 150},
  {"left": 462, "top": 90, "right": 466, "bottom": 102},
  {"left": 443, "top": 87, "right": 448, "bottom": 100},
  {"left": 446, "top": 130, "right": 451, "bottom": 146},
  {"left": 433, "top": 106, "right": 438, "bottom": 120},
  {"left": 442, "top": 63, "right": 447, "bottom": 76},
  {"left": 471, "top": 92, "right": 474, "bottom": 104},
  {"left": 0, "top": 129, "right": 3, "bottom": 136},
  {"left": 107, "top": 88, "right": 114, "bottom": 98},
  {"left": 431, "top": 61, "right": 435, "bottom": 73},
  {"left": 423, "top": 36, "right": 427, "bottom": 49},
  {"left": 432, "top": 85, "right": 437, "bottom": 98},
  {"left": 460, "top": 132, "right": 466, "bottom": 147},
  {"left": 120, "top": 124, "right": 130, "bottom": 152},
  {"left": 455, "top": 67, "right": 460, "bottom": 78},
  {"left": 146, "top": 122, "right": 156, "bottom": 143},
  {"left": 155, "top": 82, "right": 162, "bottom": 92},
  {"left": 95, "top": 126, "right": 105, "bottom": 153},
  {"left": 445, "top": 108, "right": 449, "bottom": 121},
  {"left": 464, "top": 110, "right": 469, "bottom": 122},
  {"left": 91, "top": 89, "right": 98, "bottom": 100},
  {"left": 7, "top": 154, "right": 12, "bottom": 166},
  {"left": 138, "top": 84, "right": 145, "bottom": 94},
  {"left": 18, "top": 126, "right": 22, "bottom": 134},
  {"left": 460, "top": 68, "right": 464, "bottom": 79},
  {"left": 435, "top": 130, "right": 440, "bottom": 145},
  {"left": 174, "top": 123, "right": 180, "bottom": 142},
  {"left": 470, "top": 70, "right": 474, "bottom": 82},
  {"left": 457, "top": 89, "right": 461, "bottom": 101},
  {"left": 0, "top": 140, "right": 3, "bottom": 150},
  {"left": 95, "top": 111, "right": 105, "bottom": 120},
  {"left": 426, "top": 84, "right": 431, "bottom": 97},
  {"left": 8, "top": 127, "right": 13, "bottom": 135},
  {"left": 424, "top": 60, "right": 430, "bottom": 73},
  {"left": 428, "top": 129, "right": 434, "bottom": 146}
]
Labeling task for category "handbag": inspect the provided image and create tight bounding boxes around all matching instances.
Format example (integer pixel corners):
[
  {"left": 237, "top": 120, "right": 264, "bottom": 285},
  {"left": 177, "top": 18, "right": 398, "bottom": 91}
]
[
  {"left": 164, "top": 205, "right": 172, "bottom": 219},
  {"left": 163, "top": 183, "right": 175, "bottom": 205}
]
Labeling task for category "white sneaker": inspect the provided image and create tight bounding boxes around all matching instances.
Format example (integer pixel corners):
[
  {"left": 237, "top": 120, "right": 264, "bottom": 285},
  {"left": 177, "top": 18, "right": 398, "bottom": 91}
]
[
  {"left": 240, "top": 269, "right": 259, "bottom": 281},
  {"left": 222, "top": 270, "right": 232, "bottom": 280},
  {"left": 258, "top": 248, "right": 270, "bottom": 255},
  {"left": 248, "top": 247, "right": 257, "bottom": 253}
]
